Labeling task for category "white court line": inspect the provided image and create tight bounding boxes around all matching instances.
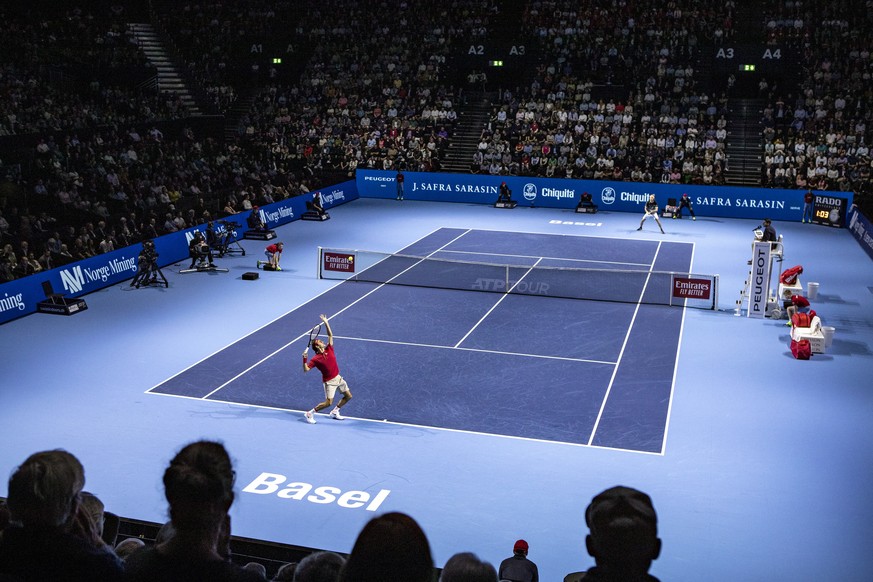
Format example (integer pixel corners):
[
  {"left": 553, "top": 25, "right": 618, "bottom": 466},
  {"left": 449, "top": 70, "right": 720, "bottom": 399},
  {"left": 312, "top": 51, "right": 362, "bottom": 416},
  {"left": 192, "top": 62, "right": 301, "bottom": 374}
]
[
  {"left": 147, "top": 391, "right": 662, "bottom": 455},
  {"left": 586, "top": 240, "right": 663, "bottom": 446},
  {"left": 335, "top": 335, "right": 617, "bottom": 366},
  {"left": 200, "top": 229, "right": 476, "bottom": 400},
  {"left": 438, "top": 249, "right": 651, "bottom": 267},
  {"left": 659, "top": 240, "right": 695, "bottom": 455},
  {"left": 453, "top": 257, "right": 544, "bottom": 348}
]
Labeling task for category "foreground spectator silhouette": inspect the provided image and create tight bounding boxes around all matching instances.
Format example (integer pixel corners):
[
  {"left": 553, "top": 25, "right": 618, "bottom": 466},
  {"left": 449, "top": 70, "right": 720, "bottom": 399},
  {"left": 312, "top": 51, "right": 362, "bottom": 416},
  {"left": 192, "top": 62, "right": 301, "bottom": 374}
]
[
  {"left": 498, "top": 539, "right": 538, "bottom": 582},
  {"left": 123, "top": 440, "right": 262, "bottom": 582},
  {"left": 114, "top": 538, "right": 146, "bottom": 562},
  {"left": 338, "top": 512, "right": 433, "bottom": 582},
  {"left": 564, "top": 486, "right": 662, "bottom": 582},
  {"left": 440, "top": 551, "right": 497, "bottom": 582},
  {"left": 0, "top": 449, "right": 124, "bottom": 581},
  {"left": 293, "top": 550, "right": 345, "bottom": 582}
]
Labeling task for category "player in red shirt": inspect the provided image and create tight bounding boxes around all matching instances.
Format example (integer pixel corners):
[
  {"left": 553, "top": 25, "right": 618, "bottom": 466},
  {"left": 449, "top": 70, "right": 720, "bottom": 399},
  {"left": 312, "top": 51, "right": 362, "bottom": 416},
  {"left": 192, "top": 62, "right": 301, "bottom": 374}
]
[
  {"left": 257, "top": 241, "right": 284, "bottom": 271},
  {"left": 302, "top": 314, "right": 352, "bottom": 423}
]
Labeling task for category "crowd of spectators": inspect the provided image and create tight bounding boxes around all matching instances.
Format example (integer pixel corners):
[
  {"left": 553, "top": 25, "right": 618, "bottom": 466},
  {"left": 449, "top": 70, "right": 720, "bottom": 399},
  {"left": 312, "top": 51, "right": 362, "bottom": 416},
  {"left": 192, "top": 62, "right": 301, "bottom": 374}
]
[
  {"left": 150, "top": 0, "right": 301, "bottom": 115},
  {"left": 473, "top": 0, "right": 733, "bottom": 183},
  {"left": 0, "top": 124, "right": 312, "bottom": 283},
  {"left": 0, "top": 443, "right": 662, "bottom": 581},
  {"left": 226, "top": 0, "right": 508, "bottom": 177},
  {"left": 0, "top": 5, "right": 188, "bottom": 137},
  {"left": 477, "top": 82, "right": 729, "bottom": 184},
  {"left": 758, "top": 1, "right": 872, "bottom": 199},
  {"left": 2, "top": 0, "right": 872, "bottom": 287},
  {"left": 523, "top": 0, "right": 735, "bottom": 86}
]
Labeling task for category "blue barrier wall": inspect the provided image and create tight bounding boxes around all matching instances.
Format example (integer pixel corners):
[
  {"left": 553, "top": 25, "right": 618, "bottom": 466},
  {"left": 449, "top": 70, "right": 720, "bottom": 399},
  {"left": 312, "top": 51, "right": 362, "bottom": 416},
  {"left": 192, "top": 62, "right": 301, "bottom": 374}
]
[
  {"left": 0, "top": 181, "right": 358, "bottom": 325},
  {"left": 848, "top": 207, "right": 873, "bottom": 261},
  {"left": 356, "top": 169, "right": 853, "bottom": 223}
]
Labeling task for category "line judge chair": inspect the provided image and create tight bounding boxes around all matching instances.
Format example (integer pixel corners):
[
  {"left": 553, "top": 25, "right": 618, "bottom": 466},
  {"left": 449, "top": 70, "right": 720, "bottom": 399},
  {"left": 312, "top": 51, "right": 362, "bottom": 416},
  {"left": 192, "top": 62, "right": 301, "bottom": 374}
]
[{"left": 41, "top": 280, "right": 66, "bottom": 304}]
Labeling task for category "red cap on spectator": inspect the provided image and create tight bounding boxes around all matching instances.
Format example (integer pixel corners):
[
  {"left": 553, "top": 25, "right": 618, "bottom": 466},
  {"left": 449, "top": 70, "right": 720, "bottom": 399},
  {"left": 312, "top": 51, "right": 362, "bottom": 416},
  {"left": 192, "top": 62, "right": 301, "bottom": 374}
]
[{"left": 514, "top": 539, "right": 529, "bottom": 552}]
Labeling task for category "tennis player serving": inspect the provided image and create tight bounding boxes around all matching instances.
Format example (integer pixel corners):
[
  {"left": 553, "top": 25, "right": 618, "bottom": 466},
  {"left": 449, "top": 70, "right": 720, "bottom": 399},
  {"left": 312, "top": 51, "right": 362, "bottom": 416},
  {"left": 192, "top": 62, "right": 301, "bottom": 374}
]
[{"left": 302, "top": 314, "right": 352, "bottom": 424}]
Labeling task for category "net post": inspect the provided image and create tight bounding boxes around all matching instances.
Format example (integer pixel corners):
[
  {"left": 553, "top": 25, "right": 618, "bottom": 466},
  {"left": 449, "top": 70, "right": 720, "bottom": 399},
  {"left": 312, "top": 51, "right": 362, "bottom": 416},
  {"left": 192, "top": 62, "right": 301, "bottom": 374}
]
[
  {"left": 316, "top": 246, "right": 323, "bottom": 279},
  {"left": 713, "top": 274, "right": 720, "bottom": 310}
]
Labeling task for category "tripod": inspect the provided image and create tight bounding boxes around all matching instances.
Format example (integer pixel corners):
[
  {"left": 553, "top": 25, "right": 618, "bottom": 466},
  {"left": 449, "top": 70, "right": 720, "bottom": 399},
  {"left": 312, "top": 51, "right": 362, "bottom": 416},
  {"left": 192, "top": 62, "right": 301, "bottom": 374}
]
[
  {"left": 214, "top": 221, "right": 246, "bottom": 257},
  {"left": 131, "top": 261, "right": 168, "bottom": 288}
]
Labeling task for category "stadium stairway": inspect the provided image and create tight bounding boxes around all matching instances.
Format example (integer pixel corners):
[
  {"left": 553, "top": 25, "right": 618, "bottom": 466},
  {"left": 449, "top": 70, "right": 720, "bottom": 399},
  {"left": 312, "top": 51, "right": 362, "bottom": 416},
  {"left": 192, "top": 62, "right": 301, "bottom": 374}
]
[
  {"left": 128, "top": 23, "right": 202, "bottom": 117},
  {"left": 724, "top": 98, "right": 765, "bottom": 186},
  {"left": 440, "top": 92, "right": 495, "bottom": 173},
  {"left": 223, "top": 91, "right": 257, "bottom": 142}
]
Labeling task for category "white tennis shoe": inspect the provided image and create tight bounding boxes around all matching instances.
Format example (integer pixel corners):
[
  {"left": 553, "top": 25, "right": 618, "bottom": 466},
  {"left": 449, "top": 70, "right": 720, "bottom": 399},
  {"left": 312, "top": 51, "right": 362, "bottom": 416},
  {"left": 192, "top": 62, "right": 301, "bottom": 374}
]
[
  {"left": 304, "top": 411, "right": 316, "bottom": 424},
  {"left": 329, "top": 408, "right": 345, "bottom": 420}
]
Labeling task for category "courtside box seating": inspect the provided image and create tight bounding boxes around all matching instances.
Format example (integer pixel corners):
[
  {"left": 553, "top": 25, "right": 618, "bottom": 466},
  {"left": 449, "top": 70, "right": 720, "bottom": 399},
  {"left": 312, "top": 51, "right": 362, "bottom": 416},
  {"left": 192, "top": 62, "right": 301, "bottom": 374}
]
[
  {"left": 301, "top": 211, "right": 330, "bottom": 221},
  {"left": 575, "top": 192, "right": 598, "bottom": 214},
  {"left": 244, "top": 229, "right": 277, "bottom": 240},
  {"left": 36, "top": 281, "right": 88, "bottom": 316}
]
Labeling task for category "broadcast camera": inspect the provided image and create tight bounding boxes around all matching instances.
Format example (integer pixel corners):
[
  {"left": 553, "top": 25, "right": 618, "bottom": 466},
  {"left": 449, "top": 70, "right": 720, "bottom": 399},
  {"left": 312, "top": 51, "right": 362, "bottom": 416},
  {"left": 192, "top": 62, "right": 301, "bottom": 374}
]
[
  {"left": 213, "top": 219, "right": 246, "bottom": 257},
  {"left": 141, "top": 239, "right": 158, "bottom": 264},
  {"left": 131, "top": 239, "right": 168, "bottom": 288},
  {"left": 218, "top": 219, "right": 238, "bottom": 236},
  {"left": 181, "top": 231, "right": 229, "bottom": 274}
]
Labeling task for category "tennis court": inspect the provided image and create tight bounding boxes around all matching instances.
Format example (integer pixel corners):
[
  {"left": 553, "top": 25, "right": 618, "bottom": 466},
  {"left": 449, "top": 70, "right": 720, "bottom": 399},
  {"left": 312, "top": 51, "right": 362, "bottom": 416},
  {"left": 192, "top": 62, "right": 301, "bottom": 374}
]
[{"left": 150, "top": 228, "right": 708, "bottom": 453}]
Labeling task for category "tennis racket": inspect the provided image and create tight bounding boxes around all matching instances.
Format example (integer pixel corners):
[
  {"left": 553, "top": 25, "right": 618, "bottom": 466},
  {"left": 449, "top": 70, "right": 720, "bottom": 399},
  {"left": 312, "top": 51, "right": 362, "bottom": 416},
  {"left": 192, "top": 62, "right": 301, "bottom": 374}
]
[{"left": 306, "top": 323, "right": 322, "bottom": 353}]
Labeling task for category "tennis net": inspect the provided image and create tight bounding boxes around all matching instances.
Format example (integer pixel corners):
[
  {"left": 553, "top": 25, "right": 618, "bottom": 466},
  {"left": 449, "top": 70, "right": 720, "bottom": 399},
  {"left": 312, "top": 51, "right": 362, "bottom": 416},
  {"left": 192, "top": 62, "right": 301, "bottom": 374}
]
[{"left": 318, "top": 247, "right": 719, "bottom": 310}]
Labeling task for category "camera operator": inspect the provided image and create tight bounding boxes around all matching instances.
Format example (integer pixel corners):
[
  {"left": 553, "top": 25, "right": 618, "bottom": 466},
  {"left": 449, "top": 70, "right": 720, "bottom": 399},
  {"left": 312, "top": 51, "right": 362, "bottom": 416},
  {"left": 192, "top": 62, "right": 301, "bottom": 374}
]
[
  {"left": 205, "top": 221, "right": 218, "bottom": 249},
  {"left": 132, "top": 240, "right": 161, "bottom": 287},
  {"left": 188, "top": 231, "right": 215, "bottom": 269},
  {"left": 247, "top": 206, "right": 268, "bottom": 232}
]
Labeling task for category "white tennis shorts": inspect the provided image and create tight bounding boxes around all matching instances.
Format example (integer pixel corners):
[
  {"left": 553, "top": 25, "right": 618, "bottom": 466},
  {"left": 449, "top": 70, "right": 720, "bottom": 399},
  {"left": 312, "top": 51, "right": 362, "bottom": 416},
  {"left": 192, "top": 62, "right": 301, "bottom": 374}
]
[{"left": 323, "top": 375, "right": 350, "bottom": 400}]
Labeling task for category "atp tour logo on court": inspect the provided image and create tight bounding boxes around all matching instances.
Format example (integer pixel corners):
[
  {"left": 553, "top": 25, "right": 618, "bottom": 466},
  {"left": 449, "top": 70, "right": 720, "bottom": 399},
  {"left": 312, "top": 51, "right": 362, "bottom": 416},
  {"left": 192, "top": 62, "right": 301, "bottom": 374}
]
[
  {"left": 323, "top": 252, "right": 355, "bottom": 273},
  {"left": 601, "top": 187, "right": 616, "bottom": 205},
  {"left": 672, "top": 277, "right": 712, "bottom": 299},
  {"left": 523, "top": 183, "right": 537, "bottom": 202}
]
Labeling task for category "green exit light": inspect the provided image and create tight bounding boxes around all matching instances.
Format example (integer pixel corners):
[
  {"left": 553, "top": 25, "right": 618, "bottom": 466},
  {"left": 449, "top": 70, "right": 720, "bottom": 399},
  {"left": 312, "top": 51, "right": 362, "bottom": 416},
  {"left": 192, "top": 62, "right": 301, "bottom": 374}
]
[
  {"left": 272, "top": 57, "right": 282, "bottom": 64},
  {"left": 489, "top": 60, "right": 504, "bottom": 67},
  {"left": 741, "top": 64, "right": 756, "bottom": 72}
]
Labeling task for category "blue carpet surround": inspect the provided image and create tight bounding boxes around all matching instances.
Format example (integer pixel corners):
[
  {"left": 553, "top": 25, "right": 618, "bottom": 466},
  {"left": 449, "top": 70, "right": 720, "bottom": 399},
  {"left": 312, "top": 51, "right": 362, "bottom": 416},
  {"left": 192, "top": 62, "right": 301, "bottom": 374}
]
[{"left": 2, "top": 200, "right": 872, "bottom": 582}]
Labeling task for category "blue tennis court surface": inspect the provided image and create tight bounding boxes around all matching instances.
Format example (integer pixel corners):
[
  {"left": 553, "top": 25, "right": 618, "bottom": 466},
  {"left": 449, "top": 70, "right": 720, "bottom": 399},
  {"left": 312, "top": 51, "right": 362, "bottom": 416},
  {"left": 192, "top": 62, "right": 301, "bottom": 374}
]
[{"left": 150, "top": 228, "right": 694, "bottom": 453}]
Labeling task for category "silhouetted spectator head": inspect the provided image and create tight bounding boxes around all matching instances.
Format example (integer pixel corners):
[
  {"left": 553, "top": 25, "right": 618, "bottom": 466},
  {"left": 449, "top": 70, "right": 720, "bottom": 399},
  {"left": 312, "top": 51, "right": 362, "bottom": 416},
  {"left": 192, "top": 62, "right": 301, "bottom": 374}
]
[
  {"left": 244, "top": 561, "right": 267, "bottom": 579},
  {"left": 0, "top": 499, "right": 10, "bottom": 530},
  {"left": 79, "top": 491, "right": 105, "bottom": 538},
  {"left": 163, "top": 440, "right": 235, "bottom": 533},
  {"left": 339, "top": 512, "right": 433, "bottom": 582},
  {"left": 6, "top": 449, "right": 84, "bottom": 530},
  {"left": 114, "top": 537, "right": 146, "bottom": 561},
  {"left": 513, "top": 539, "right": 529, "bottom": 556},
  {"left": 154, "top": 520, "right": 176, "bottom": 544},
  {"left": 584, "top": 486, "right": 661, "bottom": 580},
  {"left": 294, "top": 551, "right": 345, "bottom": 582},
  {"left": 439, "top": 552, "right": 497, "bottom": 582},
  {"left": 272, "top": 561, "right": 297, "bottom": 581}
]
